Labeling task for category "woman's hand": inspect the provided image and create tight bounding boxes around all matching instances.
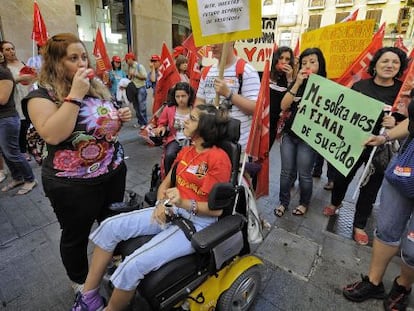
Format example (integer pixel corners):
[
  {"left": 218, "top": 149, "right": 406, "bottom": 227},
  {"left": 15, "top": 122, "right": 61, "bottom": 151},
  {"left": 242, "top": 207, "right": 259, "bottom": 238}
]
[
  {"left": 364, "top": 135, "right": 386, "bottom": 146},
  {"left": 165, "top": 187, "right": 182, "bottom": 207},
  {"left": 382, "top": 115, "right": 396, "bottom": 129},
  {"left": 118, "top": 107, "right": 132, "bottom": 122},
  {"left": 68, "top": 68, "right": 93, "bottom": 99},
  {"left": 151, "top": 203, "right": 168, "bottom": 225},
  {"left": 280, "top": 64, "right": 294, "bottom": 82},
  {"left": 153, "top": 126, "right": 166, "bottom": 136}
]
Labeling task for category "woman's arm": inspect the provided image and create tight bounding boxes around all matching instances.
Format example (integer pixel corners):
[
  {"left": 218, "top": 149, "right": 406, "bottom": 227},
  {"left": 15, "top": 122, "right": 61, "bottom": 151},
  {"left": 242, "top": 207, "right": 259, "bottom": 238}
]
[
  {"left": 365, "top": 118, "right": 410, "bottom": 146},
  {"left": 0, "top": 80, "right": 13, "bottom": 105}
]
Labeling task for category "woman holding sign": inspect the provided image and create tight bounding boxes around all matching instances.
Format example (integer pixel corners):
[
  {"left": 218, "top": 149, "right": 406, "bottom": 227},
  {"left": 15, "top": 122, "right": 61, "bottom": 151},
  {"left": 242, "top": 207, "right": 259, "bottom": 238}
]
[
  {"left": 323, "top": 47, "right": 408, "bottom": 246},
  {"left": 277, "top": 47, "right": 327, "bottom": 217}
]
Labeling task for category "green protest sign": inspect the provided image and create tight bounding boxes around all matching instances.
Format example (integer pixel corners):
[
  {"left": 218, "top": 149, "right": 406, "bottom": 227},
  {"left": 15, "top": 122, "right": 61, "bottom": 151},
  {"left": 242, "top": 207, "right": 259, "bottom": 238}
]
[{"left": 291, "top": 74, "right": 383, "bottom": 177}]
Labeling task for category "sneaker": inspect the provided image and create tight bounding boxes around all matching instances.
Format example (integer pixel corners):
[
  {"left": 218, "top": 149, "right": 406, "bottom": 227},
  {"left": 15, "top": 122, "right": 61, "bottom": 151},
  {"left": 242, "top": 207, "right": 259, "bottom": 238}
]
[
  {"left": 71, "top": 288, "right": 104, "bottom": 311},
  {"left": 384, "top": 276, "right": 411, "bottom": 311},
  {"left": 71, "top": 282, "right": 84, "bottom": 295},
  {"left": 343, "top": 274, "right": 385, "bottom": 302}
]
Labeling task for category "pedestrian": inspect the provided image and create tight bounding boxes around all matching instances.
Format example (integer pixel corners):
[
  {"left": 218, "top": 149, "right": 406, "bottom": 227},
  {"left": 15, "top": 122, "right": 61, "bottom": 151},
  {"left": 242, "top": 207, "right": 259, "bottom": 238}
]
[
  {"left": 125, "top": 52, "right": 147, "bottom": 129},
  {"left": 275, "top": 47, "right": 327, "bottom": 217},
  {"left": 269, "top": 46, "right": 294, "bottom": 149},
  {"left": 22, "top": 33, "right": 132, "bottom": 294},
  {"left": 342, "top": 100, "right": 414, "bottom": 311},
  {"left": 70, "top": 104, "right": 232, "bottom": 311},
  {"left": 323, "top": 47, "right": 408, "bottom": 246},
  {"left": 195, "top": 41, "right": 260, "bottom": 150},
  {"left": 146, "top": 54, "right": 161, "bottom": 95},
  {"left": 0, "top": 41, "right": 36, "bottom": 161},
  {"left": 108, "top": 55, "right": 126, "bottom": 99},
  {"left": 152, "top": 81, "right": 194, "bottom": 176},
  {"left": 0, "top": 51, "right": 37, "bottom": 195}
]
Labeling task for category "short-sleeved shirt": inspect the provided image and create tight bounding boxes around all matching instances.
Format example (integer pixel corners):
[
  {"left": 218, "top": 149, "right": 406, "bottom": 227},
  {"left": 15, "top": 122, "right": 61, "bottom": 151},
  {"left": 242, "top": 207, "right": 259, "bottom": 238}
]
[
  {"left": 174, "top": 145, "right": 231, "bottom": 202},
  {"left": 128, "top": 61, "right": 147, "bottom": 89},
  {"left": 196, "top": 58, "right": 260, "bottom": 149},
  {"left": 22, "top": 87, "right": 125, "bottom": 184},
  {"left": 0, "top": 66, "right": 17, "bottom": 119}
]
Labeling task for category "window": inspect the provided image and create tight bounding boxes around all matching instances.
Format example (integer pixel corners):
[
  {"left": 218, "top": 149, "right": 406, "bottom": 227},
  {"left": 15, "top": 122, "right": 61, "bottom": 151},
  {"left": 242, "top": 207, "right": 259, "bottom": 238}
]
[
  {"left": 367, "top": 0, "right": 386, "bottom": 4},
  {"left": 308, "top": 15, "right": 322, "bottom": 31},
  {"left": 279, "top": 30, "right": 292, "bottom": 47},
  {"left": 285, "top": 0, "right": 295, "bottom": 3},
  {"left": 336, "top": 0, "right": 353, "bottom": 6},
  {"left": 263, "top": 0, "right": 273, "bottom": 5},
  {"left": 309, "top": 0, "right": 325, "bottom": 9},
  {"left": 335, "top": 12, "right": 350, "bottom": 23},
  {"left": 366, "top": 9, "right": 382, "bottom": 30},
  {"left": 397, "top": 7, "right": 410, "bottom": 34}
]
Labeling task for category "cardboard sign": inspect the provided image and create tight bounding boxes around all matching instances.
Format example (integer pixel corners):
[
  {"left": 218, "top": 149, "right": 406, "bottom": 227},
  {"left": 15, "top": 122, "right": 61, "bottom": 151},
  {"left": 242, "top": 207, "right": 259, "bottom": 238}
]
[
  {"left": 291, "top": 74, "right": 383, "bottom": 176},
  {"left": 188, "top": 0, "right": 261, "bottom": 46},
  {"left": 301, "top": 20, "right": 375, "bottom": 79}
]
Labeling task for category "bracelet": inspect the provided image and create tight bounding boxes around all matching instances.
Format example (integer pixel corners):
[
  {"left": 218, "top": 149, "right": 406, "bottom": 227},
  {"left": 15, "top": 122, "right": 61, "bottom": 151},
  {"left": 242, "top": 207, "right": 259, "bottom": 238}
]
[
  {"left": 380, "top": 131, "right": 391, "bottom": 142},
  {"left": 288, "top": 90, "right": 296, "bottom": 96},
  {"left": 64, "top": 97, "right": 83, "bottom": 108},
  {"left": 225, "top": 90, "right": 234, "bottom": 101},
  {"left": 190, "top": 199, "right": 198, "bottom": 216}
]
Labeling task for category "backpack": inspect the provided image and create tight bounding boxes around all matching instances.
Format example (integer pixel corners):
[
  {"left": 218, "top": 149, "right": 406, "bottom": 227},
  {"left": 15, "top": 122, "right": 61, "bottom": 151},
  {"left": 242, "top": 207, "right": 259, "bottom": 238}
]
[{"left": 200, "top": 58, "right": 247, "bottom": 97}]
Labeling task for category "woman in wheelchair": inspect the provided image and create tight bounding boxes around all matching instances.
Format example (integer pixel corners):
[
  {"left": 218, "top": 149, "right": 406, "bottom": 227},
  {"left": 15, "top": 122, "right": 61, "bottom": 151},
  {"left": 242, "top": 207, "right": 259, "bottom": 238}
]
[
  {"left": 71, "top": 104, "right": 232, "bottom": 311},
  {"left": 152, "top": 82, "right": 194, "bottom": 176}
]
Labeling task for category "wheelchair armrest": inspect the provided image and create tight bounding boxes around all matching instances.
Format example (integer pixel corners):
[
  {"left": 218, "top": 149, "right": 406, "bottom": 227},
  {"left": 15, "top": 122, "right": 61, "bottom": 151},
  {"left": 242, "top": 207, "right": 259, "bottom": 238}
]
[
  {"left": 208, "top": 182, "right": 236, "bottom": 211},
  {"left": 191, "top": 215, "right": 245, "bottom": 253}
]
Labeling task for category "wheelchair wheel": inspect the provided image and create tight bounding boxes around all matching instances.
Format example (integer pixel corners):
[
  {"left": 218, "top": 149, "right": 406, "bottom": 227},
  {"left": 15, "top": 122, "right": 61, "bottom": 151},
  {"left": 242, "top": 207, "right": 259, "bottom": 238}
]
[{"left": 216, "top": 265, "right": 261, "bottom": 311}]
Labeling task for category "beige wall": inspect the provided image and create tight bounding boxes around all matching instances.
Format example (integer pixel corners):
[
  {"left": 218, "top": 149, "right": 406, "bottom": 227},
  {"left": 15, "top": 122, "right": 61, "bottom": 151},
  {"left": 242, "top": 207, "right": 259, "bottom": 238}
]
[
  {"left": 132, "top": 0, "right": 172, "bottom": 66},
  {"left": 1, "top": 0, "right": 77, "bottom": 62}
]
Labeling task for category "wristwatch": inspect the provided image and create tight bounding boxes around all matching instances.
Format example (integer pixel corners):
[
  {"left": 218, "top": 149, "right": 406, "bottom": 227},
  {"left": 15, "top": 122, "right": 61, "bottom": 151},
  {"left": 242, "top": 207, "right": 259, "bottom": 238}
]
[{"left": 225, "top": 90, "right": 234, "bottom": 102}]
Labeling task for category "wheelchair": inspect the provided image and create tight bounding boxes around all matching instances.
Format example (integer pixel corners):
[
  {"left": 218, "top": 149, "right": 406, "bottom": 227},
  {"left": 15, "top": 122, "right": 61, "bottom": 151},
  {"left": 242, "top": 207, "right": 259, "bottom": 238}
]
[{"left": 104, "top": 118, "right": 264, "bottom": 311}]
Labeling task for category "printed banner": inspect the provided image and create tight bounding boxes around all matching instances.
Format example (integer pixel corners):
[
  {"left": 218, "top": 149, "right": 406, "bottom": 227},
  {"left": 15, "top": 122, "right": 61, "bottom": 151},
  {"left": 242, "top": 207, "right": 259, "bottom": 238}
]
[
  {"left": 235, "top": 17, "right": 276, "bottom": 72},
  {"left": 187, "top": 0, "right": 261, "bottom": 46},
  {"left": 291, "top": 75, "right": 383, "bottom": 176},
  {"left": 301, "top": 20, "right": 375, "bottom": 79}
]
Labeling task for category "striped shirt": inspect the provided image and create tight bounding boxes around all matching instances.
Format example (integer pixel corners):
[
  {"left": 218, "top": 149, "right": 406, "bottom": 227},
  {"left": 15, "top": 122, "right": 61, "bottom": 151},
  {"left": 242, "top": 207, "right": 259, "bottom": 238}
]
[{"left": 196, "top": 58, "right": 260, "bottom": 149}]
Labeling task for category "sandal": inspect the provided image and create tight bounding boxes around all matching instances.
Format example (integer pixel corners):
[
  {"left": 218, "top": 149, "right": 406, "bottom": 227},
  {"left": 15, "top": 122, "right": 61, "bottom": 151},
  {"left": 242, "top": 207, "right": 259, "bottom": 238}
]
[
  {"left": 274, "top": 205, "right": 286, "bottom": 217},
  {"left": 292, "top": 205, "right": 307, "bottom": 216},
  {"left": 16, "top": 180, "right": 38, "bottom": 195},
  {"left": 1, "top": 179, "right": 24, "bottom": 192},
  {"left": 353, "top": 228, "right": 369, "bottom": 246},
  {"left": 323, "top": 204, "right": 342, "bottom": 216}
]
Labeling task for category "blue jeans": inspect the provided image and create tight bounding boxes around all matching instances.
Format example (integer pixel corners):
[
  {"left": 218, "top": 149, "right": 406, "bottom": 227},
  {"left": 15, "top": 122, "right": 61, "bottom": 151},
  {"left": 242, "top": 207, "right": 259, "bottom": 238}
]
[
  {"left": 279, "top": 133, "right": 315, "bottom": 208},
  {"left": 0, "top": 115, "right": 34, "bottom": 182},
  {"left": 134, "top": 86, "right": 147, "bottom": 126}
]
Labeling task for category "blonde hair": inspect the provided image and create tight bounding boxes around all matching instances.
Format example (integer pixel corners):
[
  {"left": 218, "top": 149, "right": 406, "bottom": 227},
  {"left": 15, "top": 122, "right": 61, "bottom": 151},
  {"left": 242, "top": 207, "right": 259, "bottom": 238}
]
[{"left": 39, "top": 33, "right": 111, "bottom": 104}]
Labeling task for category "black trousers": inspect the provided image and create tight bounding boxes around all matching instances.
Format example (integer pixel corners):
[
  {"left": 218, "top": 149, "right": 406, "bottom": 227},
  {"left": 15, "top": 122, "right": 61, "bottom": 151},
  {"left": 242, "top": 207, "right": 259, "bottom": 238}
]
[
  {"left": 331, "top": 153, "right": 384, "bottom": 230},
  {"left": 42, "top": 162, "right": 126, "bottom": 283}
]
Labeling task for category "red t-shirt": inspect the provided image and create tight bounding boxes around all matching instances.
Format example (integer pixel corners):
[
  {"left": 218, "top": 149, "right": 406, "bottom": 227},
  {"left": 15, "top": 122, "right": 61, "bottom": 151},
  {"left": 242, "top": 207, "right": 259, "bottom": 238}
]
[{"left": 174, "top": 145, "right": 231, "bottom": 202}]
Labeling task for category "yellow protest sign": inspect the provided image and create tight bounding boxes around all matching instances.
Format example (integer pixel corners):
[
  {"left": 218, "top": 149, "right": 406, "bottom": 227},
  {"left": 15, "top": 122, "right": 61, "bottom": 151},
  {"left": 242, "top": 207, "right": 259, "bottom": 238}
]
[
  {"left": 188, "top": 0, "right": 261, "bottom": 47},
  {"left": 301, "top": 20, "right": 375, "bottom": 79}
]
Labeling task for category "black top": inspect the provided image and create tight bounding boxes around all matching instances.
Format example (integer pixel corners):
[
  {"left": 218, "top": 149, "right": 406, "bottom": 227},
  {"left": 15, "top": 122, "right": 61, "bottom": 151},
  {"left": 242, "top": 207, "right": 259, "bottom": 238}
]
[{"left": 0, "top": 66, "right": 17, "bottom": 119}]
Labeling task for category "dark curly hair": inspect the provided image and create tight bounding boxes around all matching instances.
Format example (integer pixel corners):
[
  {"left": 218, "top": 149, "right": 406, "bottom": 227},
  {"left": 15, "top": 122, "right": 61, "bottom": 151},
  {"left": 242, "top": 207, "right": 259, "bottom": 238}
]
[
  {"left": 169, "top": 82, "right": 195, "bottom": 107},
  {"left": 367, "top": 47, "right": 408, "bottom": 78}
]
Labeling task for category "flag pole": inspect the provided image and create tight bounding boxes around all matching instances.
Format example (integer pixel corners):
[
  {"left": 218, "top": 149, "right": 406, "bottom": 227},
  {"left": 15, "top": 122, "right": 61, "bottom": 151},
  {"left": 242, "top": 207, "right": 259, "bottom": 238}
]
[{"left": 214, "top": 41, "right": 231, "bottom": 106}]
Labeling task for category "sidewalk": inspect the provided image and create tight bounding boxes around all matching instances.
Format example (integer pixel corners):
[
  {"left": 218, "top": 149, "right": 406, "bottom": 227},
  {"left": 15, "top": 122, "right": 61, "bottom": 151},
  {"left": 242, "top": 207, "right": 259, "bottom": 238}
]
[{"left": 0, "top": 121, "right": 411, "bottom": 311}]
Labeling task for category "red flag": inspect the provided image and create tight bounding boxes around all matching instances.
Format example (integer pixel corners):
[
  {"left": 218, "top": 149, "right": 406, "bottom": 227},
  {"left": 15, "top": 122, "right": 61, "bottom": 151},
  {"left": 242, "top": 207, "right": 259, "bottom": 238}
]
[
  {"left": 392, "top": 53, "right": 414, "bottom": 117},
  {"left": 182, "top": 34, "right": 201, "bottom": 54},
  {"left": 153, "top": 43, "right": 181, "bottom": 114},
  {"left": 187, "top": 51, "right": 201, "bottom": 92},
  {"left": 93, "top": 28, "right": 112, "bottom": 75},
  {"left": 335, "top": 23, "right": 385, "bottom": 87},
  {"left": 293, "top": 39, "right": 300, "bottom": 58},
  {"left": 32, "top": 1, "right": 48, "bottom": 47},
  {"left": 394, "top": 36, "right": 409, "bottom": 53},
  {"left": 400, "top": 48, "right": 414, "bottom": 81},
  {"left": 246, "top": 60, "right": 270, "bottom": 198},
  {"left": 340, "top": 9, "right": 359, "bottom": 23}
]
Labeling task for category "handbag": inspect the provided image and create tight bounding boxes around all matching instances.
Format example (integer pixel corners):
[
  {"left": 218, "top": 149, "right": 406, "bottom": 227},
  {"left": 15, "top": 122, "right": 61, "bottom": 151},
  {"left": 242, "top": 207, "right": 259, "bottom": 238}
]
[
  {"left": 384, "top": 138, "right": 414, "bottom": 199},
  {"left": 241, "top": 177, "right": 264, "bottom": 244},
  {"left": 372, "top": 140, "right": 399, "bottom": 172}
]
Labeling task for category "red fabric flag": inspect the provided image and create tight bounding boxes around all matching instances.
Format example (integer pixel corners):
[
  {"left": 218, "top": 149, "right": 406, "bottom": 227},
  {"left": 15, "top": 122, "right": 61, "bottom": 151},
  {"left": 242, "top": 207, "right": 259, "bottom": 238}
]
[
  {"left": 153, "top": 43, "right": 181, "bottom": 114},
  {"left": 182, "top": 34, "right": 201, "bottom": 54},
  {"left": 334, "top": 23, "right": 385, "bottom": 87},
  {"left": 32, "top": 1, "right": 48, "bottom": 47},
  {"left": 246, "top": 60, "right": 270, "bottom": 198},
  {"left": 394, "top": 36, "right": 409, "bottom": 53},
  {"left": 293, "top": 39, "right": 300, "bottom": 58},
  {"left": 400, "top": 48, "right": 414, "bottom": 82},
  {"left": 340, "top": 9, "right": 359, "bottom": 23},
  {"left": 392, "top": 54, "right": 414, "bottom": 117},
  {"left": 93, "top": 28, "right": 112, "bottom": 75},
  {"left": 187, "top": 51, "right": 201, "bottom": 92}
]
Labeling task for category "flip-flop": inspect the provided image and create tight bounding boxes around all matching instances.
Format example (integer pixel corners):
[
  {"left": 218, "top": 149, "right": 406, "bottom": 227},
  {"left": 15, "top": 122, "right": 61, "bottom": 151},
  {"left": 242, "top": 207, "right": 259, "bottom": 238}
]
[
  {"left": 353, "top": 229, "right": 369, "bottom": 246},
  {"left": 1, "top": 180, "right": 24, "bottom": 192},
  {"left": 274, "top": 205, "right": 286, "bottom": 217},
  {"left": 16, "top": 180, "right": 38, "bottom": 195},
  {"left": 323, "top": 203, "right": 342, "bottom": 216},
  {"left": 292, "top": 205, "right": 307, "bottom": 216}
]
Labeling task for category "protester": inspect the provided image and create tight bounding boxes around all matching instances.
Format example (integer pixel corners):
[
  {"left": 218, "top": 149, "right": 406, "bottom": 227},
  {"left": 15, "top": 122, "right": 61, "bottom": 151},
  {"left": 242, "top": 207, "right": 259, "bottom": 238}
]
[
  {"left": 342, "top": 103, "right": 413, "bottom": 310},
  {"left": 323, "top": 47, "right": 408, "bottom": 246},
  {"left": 125, "top": 52, "right": 147, "bottom": 129},
  {"left": 269, "top": 46, "right": 294, "bottom": 149},
  {"left": 22, "top": 33, "right": 132, "bottom": 294},
  {"left": 70, "top": 104, "right": 232, "bottom": 311},
  {"left": 195, "top": 42, "right": 260, "bottom": 150},
  {"left": 176, "top": 54, "right": 189, "bottom": 82},
  {"left": 152, "top": 82, "right": 194, "bottom": 175},
  {"left": 275, "top": 47, "right": 327, "bottom": 217},
  {"left": 108, "top": 55, "right": 126, "bottom": 99},
  {"left": 146, "top": 54, "right": 161, "bottom": 95},
  {"left": 0, "top": 41, "right": 36, "bottom": 160},
  {"left": 0, "top": 51, "right": 37, "bottom": 195}
]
